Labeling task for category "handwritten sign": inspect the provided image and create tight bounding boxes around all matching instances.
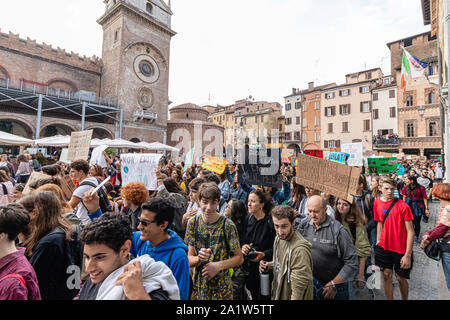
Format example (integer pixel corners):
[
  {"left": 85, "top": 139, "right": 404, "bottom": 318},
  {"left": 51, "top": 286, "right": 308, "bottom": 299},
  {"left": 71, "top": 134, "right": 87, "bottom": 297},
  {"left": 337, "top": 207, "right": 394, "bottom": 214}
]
[
  {"left": 60, "top": 175, "right": 76, "bottom": 199},
  {"left": 59, "top": 148, "right": 69, "bottom": 163},
  {"left": 296, "top": 154, "right": 360, "bottom": 202},
  {"left": 120, "top": 153, "right": 163, "bottom": 190},
  {"left": 367, "top": 157, "right": 398, "bottom": 175},
  {"left": 341, "top": 143, "right": 363, "bottom": 167},
  {"left": 201, "top": 154, "right": 227, "bottom": 175},
  {"left": 281, "top": 149, "right": 295, "bottom": 163},
  {"left": 304, "top": 150, "right": 323, "bottom": 159},
  {"left": 67, "top": 130, "right": 93, "bottom": 162},
  {"left": 90, "top": 145, "right": 108, "bottom": 168},
  {"left": 238, "top": 164, "right": 282, "bottom": 188},
  {"left": 327, "top": 152, "right": 350, "bottom": 165},
  {"left": 23, "top": 171, "right": 52, "bottom": 195}
]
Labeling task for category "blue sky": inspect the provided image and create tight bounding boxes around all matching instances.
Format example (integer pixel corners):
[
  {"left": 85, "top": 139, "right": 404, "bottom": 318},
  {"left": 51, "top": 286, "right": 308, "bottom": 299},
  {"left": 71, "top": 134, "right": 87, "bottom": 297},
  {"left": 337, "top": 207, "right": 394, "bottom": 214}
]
[{"left": 0, "top": 0, "right": 429, "bottom": 108}]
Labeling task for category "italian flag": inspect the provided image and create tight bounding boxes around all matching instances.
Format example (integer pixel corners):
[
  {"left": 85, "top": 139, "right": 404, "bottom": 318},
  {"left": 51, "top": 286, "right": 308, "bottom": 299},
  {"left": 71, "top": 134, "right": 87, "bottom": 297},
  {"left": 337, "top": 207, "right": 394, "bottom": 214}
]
[{"left": 401, "top": 48, "right": 426, "bottom": 92}]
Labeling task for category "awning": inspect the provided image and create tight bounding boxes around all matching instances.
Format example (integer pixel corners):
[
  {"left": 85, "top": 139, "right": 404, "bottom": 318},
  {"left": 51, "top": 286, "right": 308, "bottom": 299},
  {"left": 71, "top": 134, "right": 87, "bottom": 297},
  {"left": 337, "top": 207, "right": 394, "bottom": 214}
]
[{"left": 0, "top": 130, "right": 34, "bottom": 146}]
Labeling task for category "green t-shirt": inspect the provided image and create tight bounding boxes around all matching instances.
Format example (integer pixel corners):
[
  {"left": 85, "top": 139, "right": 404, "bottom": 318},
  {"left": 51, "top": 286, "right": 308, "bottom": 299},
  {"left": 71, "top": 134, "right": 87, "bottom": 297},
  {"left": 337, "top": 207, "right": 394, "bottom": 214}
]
[{"left": 185, "top": 214, "right": 240, "bottom": 300}]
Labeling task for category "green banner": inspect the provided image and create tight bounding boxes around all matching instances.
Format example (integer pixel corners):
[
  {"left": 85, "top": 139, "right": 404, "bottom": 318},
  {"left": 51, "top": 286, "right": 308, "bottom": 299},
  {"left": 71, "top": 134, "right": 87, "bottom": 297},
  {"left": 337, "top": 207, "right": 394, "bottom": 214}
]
[{"left": 367, "top": 157, "right": 398, "bottom": 174}]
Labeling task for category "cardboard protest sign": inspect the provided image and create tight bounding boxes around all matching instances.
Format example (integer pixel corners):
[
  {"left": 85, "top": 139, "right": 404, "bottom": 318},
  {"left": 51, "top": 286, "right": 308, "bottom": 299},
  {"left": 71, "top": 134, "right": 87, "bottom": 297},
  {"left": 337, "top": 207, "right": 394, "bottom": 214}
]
[
  {"left": 327, "top": 152, "right": 350, "bottom": 165},
  {"left": 367, "top": 157, "right": 398, "bottom": 174},
  {"left": 202, "top": 154, "right": 227, "bottom": 175},
  {"left": 67, "top": 130, "right": 93, "bottom": 162},
  {"left": 281, "top": 149, "right": 295, "bottom": 163},
  {"left": 120, "top": 153, "right": 163, "bottom": 190},
  {"left": 304, "top": 150, "right": 323, "bottom": 159},
  {"left": 22, "top": 171, "right": 52, "bottom": 195},
  {"left": 341, "top": 143, "right": 363, "bottom": 167},
  {"left": 60, "top": 175, "right": 76, "bottom": 199},
  {"left": 296, "top": 154, "right": 360, "bottom": 202},
  {"left": 90, "top": 145, "right": 108, "bottom": 168}
]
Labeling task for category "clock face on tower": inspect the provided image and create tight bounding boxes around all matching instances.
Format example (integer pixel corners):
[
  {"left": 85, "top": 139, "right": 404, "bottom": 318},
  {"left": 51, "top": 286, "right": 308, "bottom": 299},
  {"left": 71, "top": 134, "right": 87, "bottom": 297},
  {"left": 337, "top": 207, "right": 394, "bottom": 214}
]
[{"left": 133, "top": 54, "right": 160, "bottom": 83}]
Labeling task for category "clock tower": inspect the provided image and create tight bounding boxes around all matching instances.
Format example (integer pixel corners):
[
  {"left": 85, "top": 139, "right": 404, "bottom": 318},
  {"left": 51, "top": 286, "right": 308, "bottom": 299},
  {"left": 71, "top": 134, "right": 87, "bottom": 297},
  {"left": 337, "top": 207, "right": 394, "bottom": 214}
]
[{"left": 98, "top": 0, "right": 176, "bottom": 142}]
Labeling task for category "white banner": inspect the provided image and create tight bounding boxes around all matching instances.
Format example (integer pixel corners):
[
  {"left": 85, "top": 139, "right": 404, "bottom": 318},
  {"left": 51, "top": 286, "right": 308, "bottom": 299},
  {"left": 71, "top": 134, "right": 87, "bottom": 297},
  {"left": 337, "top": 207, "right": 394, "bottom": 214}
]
[
  {"left": 59, "top": 148, "right": 69, "bottom": 163},
  {"left": 90, "top": 145, "right": 108, "bottom": 168},
  {"left": 341, "top": 142, "right": 363, "bottom": 167},
  {"left": 120, "top": 153, "right": 163, "bottom": 190}
]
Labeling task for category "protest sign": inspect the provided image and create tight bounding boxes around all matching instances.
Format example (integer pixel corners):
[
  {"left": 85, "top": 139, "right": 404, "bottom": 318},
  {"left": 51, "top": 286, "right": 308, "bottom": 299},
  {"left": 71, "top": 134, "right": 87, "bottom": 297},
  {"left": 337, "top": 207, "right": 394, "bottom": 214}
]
[
  {"left": 202, "top": 154, "right": 227, "bottom": 175},
  {"left": 281, "top": 149, "right": 295, "bottom": 163},
  {"left": 60, "top": 175, "right": 76, "bottom": 199},
  {"left": 238, "top": 164, "right": 282, "bottom": 189},
  {"left": 90, "top": 145, "right": 108, "bottom": 168},
  {"left": 59, "top": 148, "right": 69, "bottom": 163},
  {"left": 304, "top": 150, "right": 323, "bottom": 159},
  {"left": 184, "top": 148, "right": 195, "bottom": 171},
  {"left": 296, "top": 154, "right": 360, "bottom": 202},
  {"left": 22, "top": 171, "right": 52, "bottom": 195},
  {"left": 67, "top": 130, "right": 93, "bottom": 162},
  {"left": 367, "top": 157, "right": 398, "bottom": 174},
  {"left": 327, "top": 152, "right": 350, "bottom": 165},
  {"left": 341, "top": 143, "right": 363, "bottom": 167},
  {"left": 120, "top": 153, "right": 163, "bottom": 190}
]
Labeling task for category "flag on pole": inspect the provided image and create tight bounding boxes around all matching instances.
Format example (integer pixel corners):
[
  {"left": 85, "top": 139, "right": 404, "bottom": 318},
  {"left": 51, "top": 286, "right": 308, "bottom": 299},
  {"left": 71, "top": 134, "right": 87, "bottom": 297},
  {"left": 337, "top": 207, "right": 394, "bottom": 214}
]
[{"left": 401, "top": 47, "right": 428, "bottom": 92}]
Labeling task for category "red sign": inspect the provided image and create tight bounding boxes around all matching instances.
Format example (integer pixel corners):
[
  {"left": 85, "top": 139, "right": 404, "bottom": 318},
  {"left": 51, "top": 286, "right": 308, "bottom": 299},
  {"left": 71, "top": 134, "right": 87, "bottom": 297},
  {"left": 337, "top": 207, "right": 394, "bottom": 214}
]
[{"left": 304, "top": 150, "right": 323, "bottom": 159}]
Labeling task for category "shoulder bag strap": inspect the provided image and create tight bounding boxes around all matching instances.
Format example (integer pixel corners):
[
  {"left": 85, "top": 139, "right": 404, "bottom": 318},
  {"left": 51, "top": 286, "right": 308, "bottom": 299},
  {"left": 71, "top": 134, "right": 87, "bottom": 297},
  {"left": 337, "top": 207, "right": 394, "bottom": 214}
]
[{"left": 382, "top": 198, "right": 399, "bottom": 225}]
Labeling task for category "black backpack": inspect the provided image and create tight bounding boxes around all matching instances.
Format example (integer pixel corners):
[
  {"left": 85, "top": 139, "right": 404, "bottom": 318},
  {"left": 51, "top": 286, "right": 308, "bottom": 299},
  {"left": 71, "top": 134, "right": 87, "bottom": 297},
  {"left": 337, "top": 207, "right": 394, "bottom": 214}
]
[{"left": 79, "top": 179, "right": 113, "bottom": 214}]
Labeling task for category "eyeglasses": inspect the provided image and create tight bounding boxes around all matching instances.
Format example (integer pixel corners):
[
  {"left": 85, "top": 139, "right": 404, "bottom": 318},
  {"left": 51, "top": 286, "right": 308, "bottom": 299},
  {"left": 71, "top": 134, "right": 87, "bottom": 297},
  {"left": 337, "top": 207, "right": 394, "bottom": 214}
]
[{"left": 137, "top": 218, "right": 157, "bottom": 227}]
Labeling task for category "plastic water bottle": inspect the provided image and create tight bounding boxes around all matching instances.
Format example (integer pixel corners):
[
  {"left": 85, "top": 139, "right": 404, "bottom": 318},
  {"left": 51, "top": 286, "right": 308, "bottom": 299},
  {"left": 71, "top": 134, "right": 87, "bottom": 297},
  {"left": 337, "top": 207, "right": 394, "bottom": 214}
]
[{"left": 260, "top": 261, "right": 270, "bottom": 298}]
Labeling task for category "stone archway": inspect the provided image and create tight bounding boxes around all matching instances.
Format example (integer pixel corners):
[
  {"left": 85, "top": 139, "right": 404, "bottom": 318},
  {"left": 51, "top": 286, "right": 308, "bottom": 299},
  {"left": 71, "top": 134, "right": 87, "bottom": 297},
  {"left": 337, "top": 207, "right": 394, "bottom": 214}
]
[
  {"left": 40, "top": 122, "right": 76, "bottom": 138},
  {"left": 0, "top": 118, "right": 34, "bottom": 138},
  {"left": 88, "top": 127, "right": 114, "bottom": 140},
  {"left": 130, "top": 138, "right": 141, "bottom": 143}
]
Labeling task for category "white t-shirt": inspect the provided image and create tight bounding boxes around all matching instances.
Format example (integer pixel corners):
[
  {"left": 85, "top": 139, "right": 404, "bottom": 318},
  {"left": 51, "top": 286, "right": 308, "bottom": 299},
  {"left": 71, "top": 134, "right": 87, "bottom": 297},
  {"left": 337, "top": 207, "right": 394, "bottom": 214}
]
[{"left": 73, "top": 177, "right": 99, "bottom": 226}]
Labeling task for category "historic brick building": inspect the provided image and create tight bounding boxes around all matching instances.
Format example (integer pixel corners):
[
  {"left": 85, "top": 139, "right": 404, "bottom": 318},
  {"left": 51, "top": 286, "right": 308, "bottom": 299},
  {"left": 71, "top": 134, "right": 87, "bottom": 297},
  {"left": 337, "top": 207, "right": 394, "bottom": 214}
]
[
  {"left": 0, "top": 0, "right": 175, "bottom": 147},
  {"left": 167, "top": 103, "right": 224, "bottom": 163}
]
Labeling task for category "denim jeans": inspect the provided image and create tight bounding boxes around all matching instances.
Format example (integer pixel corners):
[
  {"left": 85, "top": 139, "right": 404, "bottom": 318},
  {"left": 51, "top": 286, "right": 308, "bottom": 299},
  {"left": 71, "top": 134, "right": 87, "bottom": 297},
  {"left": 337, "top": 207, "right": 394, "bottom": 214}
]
[
  {"left": 313, "top": 277, "right": 350, "bottom": 300},
  {"left": 442, "top": 252, "right": 450, "bottom": 291}
]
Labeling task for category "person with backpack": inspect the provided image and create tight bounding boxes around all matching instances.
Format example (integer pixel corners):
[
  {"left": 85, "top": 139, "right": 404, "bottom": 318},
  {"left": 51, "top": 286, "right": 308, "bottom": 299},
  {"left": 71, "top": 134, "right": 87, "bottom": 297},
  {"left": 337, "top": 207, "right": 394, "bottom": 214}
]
[
  {"left": 68, "top": 160, "right": 101, "bottom": 226},
  {"left": 22, "top": 191, "right": 82, "bottom": 300},
  {"left": 374, "top": 176, "right": 415, "bottom": 300},
  {"left": 297, "top": 195, "right": 359, "bottom": 300},
  {"left": 185, "top": 182, "right": 243, "bottom": 300},
  {"left": 129, "top": 198, "right": 190, "bottom": 300},
  {"left": 0, "top": 203, "right": 41, "bottom": 300}
]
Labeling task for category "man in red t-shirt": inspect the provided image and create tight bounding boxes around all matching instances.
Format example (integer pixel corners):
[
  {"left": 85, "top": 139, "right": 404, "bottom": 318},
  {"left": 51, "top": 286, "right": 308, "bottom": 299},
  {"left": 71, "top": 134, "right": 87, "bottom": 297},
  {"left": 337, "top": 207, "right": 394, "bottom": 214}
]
[{"left": 374, "top": 176, "right": 414, "bottom": 300}]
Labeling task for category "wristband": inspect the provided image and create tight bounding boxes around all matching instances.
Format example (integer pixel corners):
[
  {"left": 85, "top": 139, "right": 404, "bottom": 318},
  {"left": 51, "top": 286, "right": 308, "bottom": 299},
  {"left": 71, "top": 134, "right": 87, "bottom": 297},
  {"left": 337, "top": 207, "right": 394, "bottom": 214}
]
[{"left": 330, "top": 281, "right": 337, "bottom": 290}]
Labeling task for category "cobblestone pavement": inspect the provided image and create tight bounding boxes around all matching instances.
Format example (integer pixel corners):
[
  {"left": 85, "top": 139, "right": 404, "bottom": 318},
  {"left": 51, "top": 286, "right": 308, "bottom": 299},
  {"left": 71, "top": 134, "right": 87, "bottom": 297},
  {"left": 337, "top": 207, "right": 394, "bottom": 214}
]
[{"left": 366, "top": 200, "right": 450, "bottom": 300}]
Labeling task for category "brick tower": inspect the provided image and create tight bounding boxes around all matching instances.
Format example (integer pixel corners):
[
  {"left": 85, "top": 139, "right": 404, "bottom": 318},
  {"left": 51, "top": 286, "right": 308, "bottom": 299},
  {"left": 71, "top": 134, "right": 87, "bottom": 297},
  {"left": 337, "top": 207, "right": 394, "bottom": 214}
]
[{"left": 97, "top": 0, "right": 176, "bottom": 142}]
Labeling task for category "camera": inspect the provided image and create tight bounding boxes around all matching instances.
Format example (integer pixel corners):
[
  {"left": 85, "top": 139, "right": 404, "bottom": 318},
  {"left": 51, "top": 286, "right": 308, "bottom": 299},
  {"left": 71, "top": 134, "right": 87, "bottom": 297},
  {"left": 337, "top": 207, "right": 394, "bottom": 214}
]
[{"left": 247, "top": 245, "right": 257, "bottom": 260}]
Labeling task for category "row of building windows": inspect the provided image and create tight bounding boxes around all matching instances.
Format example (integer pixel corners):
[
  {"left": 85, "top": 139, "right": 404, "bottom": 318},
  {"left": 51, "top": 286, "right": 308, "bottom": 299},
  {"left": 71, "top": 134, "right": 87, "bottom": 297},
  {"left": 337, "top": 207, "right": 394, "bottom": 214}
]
[{"left": 326, "top": 120, "right": 371, "bottom": 134}]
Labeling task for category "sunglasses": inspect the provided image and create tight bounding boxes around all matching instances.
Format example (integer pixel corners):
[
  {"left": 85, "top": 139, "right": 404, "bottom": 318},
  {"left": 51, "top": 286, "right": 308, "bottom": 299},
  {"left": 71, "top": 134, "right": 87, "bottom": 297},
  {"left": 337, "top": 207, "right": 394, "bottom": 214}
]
[{"left": 138, "top": 218, "right": 157, "bottom": 227}]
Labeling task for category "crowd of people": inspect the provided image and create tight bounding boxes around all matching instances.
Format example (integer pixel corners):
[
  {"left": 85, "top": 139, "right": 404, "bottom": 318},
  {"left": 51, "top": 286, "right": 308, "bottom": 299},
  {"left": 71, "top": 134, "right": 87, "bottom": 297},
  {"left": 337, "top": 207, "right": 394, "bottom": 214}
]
[{"left": 0, "top": 150, "right": 449, "bottom": 300}]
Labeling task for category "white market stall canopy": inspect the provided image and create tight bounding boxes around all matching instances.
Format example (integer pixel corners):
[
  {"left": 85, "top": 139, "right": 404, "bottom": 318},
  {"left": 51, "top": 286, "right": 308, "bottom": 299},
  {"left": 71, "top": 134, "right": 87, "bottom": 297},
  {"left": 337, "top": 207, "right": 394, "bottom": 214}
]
[
  {"left": 145, "top": 142, "right": 179, "bottom": 152},
  {"left": 0, "top": 130, "right": 34, "bottom": 146},
  {"left": 33, "top": 135, "right": 71, "bottom": 147}
]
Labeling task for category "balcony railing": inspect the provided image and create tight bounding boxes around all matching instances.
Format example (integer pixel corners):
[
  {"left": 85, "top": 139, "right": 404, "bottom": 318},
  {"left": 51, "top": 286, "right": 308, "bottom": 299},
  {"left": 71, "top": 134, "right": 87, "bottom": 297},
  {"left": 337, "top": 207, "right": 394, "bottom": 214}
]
[{"left": 373, "top": 136, "right": 399, "bottom": 147}]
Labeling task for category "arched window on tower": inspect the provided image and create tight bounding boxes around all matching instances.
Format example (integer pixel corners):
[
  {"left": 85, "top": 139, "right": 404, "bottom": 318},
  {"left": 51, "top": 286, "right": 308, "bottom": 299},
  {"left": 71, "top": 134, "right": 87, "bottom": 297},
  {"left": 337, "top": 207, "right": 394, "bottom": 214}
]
[{"left": 146, "top": 2, "right": 153, "bottom": 14}]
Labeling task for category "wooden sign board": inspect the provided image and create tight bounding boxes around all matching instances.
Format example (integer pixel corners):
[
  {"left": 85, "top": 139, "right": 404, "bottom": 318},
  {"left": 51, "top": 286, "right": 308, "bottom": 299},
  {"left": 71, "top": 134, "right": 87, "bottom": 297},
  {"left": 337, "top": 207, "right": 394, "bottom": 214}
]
[
  {"left": 296, "top": 154, "right": 360, "bottom": 202},
  {"left": 60, "top": 175, "right": 76, "bottom": 199},
  {"left": 22, "top": 171, "right": 52, "bottom": 195},
  {"left": 67, "top": 130, "right": 93, "bottom": 162}
]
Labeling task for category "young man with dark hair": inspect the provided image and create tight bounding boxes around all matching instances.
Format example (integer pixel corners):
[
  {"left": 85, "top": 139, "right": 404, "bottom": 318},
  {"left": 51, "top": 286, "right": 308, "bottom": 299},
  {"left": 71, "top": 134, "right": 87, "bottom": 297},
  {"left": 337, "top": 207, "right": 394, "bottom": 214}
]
[
  {"left": 69, "top": 160, "right": 99, "bottom": 226},
  {"left": 374, "top": 176, "right": 414, "bottom": 300},
  {"left": 185, "top": 182, "right": 243, "bottom": 300},
  {"left": 0, "top": 203, "right": 41, "bottom": 300},
  {"left": 130, "top": 198, "right": 190, "bottom": 300},
  {"left": 260, "top": 205, "right": 313, "bottom": 300},
  {"left": 77, "top": 212, "right": 179, "bottom": 300}
]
